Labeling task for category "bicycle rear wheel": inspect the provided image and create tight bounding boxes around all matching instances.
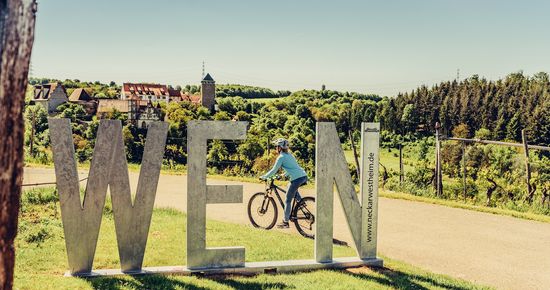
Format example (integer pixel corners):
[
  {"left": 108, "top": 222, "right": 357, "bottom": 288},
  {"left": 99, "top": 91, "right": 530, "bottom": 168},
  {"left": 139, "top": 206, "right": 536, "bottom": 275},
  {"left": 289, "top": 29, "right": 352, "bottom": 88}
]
[
  {"left": 292, "top": 196, "right": 315, "bottom": 239},
  {"left": 247, "top": 192, "right": 278, "bottom": 230}
]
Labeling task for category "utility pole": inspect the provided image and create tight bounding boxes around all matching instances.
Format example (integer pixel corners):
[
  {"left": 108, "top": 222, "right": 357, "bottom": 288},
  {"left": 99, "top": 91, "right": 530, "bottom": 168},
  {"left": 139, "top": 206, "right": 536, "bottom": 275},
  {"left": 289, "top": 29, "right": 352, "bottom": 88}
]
[
  {"left": 202, "top": 61, "right": 205, "bottom": 78},
  {"left": 456, "top": 69, "right": 460, "bottom": 82}
]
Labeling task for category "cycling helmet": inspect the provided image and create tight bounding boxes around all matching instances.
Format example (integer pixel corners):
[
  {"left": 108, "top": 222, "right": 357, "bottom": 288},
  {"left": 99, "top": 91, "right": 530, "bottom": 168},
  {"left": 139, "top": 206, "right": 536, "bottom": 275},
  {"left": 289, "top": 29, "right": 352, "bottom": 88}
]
[{"left": 273, "top": 138, "right": 289, "bottom": 149}]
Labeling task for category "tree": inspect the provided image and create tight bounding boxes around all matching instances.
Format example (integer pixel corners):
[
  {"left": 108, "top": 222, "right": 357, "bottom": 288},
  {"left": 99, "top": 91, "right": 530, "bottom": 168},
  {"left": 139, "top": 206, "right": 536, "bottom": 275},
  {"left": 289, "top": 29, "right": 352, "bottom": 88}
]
[
  {"left": 474, "top": 128, "right": 492, "bottom": 140},
  {"left": 207, "top": 140, "right": 228, "bottom": 164},
  {"left": 401, "top": 104, "right": 418, "bottom": 134},
  {"left": 24, "top": 105, "right": 47, "bottom": 157},
  {"left": 506, "top": 112, "right": 522, "bottom": 141},
  {"left": 452, "top": 123, "right": 469, "bottom": 138},
  {"left": 213, "top": 111, "right": 231, "bottom": 121},
  {"left": 57, "top": 102, "right": 86, "bottom": 122},
  {"left": 0, "top": 1, "right": 37, "bottom": 289}
]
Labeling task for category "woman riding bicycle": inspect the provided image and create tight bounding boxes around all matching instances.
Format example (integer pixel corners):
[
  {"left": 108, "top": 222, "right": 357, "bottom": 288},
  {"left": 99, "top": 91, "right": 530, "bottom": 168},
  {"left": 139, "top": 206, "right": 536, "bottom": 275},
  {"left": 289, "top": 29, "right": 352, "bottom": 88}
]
[{"left": 260, "top": 138, "right": 307, "bottom": 229}]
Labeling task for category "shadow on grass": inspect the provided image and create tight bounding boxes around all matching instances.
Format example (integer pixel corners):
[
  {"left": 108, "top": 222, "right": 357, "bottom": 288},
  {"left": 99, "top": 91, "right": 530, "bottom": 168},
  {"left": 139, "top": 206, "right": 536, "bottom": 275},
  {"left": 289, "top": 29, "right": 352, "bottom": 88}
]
[
  {"left": 83, "top": 274, "right": 288, "bottom": 290},
  {"left": 81, "top": 266, "right": 476, "bottom": 290},
  {"left": 339, "top": 267, "right": 477, "bottom": 290},
  {"left": 207, "top": 277, "right": 287, "bottom": 290}
]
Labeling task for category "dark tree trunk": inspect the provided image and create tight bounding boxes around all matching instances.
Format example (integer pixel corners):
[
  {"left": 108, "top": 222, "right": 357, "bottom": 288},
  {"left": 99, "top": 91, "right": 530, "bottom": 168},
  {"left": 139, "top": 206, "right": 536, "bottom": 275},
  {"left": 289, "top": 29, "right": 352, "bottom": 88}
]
[
  {"left": 379, "top": 162, "right": 388, "bottom": 190},
  {"left": 486, "top": 178, "right": 498, "bottom": 206},
  {"left": 542, "top": 188, "right": 549, "bottom": 207},
  {"left": 0, "top": 1, "right": 37, "bottom": 289}
]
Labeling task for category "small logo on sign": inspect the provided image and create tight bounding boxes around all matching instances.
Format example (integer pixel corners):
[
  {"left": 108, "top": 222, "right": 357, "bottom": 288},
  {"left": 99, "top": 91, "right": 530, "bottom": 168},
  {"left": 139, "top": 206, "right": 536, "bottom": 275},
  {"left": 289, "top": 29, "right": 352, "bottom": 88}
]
[{"left": 364, "top": 128, "right": 379, "bottom": 133}]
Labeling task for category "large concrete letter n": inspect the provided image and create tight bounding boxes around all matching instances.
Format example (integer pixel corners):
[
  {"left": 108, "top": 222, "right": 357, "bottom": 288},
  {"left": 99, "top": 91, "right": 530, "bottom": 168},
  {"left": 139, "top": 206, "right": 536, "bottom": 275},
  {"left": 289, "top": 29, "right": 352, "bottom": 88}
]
[{"left": 315, "top": 122, "right": 380, "bottom": 263}]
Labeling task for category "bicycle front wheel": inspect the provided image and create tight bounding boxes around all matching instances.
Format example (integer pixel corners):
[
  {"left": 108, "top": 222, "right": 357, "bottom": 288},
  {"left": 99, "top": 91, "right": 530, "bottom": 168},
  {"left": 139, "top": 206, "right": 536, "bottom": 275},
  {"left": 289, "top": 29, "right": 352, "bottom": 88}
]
[
  {"left": 247, "top": 192, "right": 278, "bottom": 230},
  {"left": 293, "top": 196, "right": 315, "bottom": 239}
]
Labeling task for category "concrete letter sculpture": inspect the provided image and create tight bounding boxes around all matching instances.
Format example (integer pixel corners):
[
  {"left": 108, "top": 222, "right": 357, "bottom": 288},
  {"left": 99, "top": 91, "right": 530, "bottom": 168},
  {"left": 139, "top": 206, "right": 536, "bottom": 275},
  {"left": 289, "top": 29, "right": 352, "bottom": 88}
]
[
  {"left": 315, "top": 122, "right": 380, "bottom": 262},
  {"left": 48, "top": 120, "right": 381, "bottom": 277},
  {"left": 49, "top": 119, "right": 168, "bottom": 274},
  {"left": 186, "top": 120, "right": 248, "bottom": 269}
]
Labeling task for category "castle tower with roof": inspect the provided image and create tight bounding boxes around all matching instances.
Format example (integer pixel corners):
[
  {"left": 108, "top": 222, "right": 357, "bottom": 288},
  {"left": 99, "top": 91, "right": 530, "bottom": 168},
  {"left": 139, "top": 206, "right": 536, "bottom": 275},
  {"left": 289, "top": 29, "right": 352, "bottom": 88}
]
[{"left": 201, "top": 73, "right": 215, "bottom": 111}]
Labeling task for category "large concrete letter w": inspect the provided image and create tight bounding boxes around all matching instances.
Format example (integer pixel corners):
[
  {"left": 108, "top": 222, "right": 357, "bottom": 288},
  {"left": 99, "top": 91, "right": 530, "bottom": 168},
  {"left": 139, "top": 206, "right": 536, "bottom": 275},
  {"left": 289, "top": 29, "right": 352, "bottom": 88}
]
[{"left": 49, "top": 119, "right": 168, "bottom": 274}]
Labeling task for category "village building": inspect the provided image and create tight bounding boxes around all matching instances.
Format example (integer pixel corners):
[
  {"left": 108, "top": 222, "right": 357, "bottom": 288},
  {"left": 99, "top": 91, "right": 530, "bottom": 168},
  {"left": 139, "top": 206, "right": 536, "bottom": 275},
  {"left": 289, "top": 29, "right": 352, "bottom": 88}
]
[
  {"left": 97, "top": 98, "right": 162, "bottom": 129},
  {"left": 68, "top": 88, "right": 98, "bottom": 115},
  {"left": 121, "top": 83, "right": 176, "bottom": 103},
  {"left": 120, "top": 73, "right": 216, "bottom": 110},
  {"left": 97, "top": 99, "right": 129, "bottom": 118},
  {"left": 32, "top": 82, "right": 69, "bottom": 114},
  {"left": 135, "top": 101, "right": 162, "bottom": 129},
  {"left": 94, "top": 73, "right": 218, "bottom": 127}
]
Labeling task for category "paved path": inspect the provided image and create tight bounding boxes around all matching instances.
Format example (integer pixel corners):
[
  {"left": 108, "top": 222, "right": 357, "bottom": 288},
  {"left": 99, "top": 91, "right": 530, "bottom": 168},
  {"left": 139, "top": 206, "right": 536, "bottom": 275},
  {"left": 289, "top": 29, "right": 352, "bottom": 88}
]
[{"left": 24, "top": 167, "right": 550, "bottom": 289}]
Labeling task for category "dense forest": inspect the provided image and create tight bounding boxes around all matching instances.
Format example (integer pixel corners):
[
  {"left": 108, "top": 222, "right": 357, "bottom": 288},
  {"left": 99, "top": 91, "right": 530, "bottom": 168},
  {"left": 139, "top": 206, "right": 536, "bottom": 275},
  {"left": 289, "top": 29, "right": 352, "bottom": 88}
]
[{"left": 393, "top": 72, "right": 550, "bottom": 146}]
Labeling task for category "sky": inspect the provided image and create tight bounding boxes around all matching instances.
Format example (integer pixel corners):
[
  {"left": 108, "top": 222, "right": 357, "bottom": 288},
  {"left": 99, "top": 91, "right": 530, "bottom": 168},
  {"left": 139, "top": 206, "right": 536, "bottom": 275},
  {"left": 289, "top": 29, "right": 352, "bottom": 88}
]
[{"left": 32, "top": 0, "right": 550, "bottom": 97}]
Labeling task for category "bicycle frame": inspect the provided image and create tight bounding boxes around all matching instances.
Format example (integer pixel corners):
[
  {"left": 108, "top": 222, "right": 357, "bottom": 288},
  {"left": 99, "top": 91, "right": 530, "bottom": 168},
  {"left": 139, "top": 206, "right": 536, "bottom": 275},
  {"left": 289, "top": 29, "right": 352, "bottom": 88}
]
[{"left": 265, "top": 179, "right": 300, "bottom": 220}]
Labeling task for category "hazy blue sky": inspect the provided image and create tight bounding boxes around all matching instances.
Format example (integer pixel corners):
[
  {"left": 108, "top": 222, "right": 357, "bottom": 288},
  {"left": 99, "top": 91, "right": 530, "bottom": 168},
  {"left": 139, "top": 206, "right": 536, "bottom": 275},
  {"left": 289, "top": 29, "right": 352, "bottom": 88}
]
[{"left": 32, "top": 0, "right": 550, "bottom": 96}]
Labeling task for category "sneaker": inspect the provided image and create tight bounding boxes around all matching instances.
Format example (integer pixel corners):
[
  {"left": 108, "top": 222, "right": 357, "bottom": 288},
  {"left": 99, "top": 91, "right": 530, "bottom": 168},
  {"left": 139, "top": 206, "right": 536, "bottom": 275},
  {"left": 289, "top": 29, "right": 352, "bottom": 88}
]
[{"left": 277, "top": 221, "right": 289, "bottom": 229}]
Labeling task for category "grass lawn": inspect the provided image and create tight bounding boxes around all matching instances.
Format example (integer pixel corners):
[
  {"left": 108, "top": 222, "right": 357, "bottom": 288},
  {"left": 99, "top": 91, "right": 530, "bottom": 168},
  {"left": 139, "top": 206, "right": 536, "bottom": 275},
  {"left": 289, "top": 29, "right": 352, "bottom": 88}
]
[{"left": 15, "top": 189, "right": 490, "bottom": 290}]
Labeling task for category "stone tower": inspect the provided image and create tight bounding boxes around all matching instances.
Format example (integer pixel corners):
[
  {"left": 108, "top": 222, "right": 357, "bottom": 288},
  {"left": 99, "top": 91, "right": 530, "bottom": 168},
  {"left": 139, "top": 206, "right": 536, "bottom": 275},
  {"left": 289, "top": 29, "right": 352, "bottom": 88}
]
[{"left": 201, "top": 73, "right": 215, "bottom": 111}]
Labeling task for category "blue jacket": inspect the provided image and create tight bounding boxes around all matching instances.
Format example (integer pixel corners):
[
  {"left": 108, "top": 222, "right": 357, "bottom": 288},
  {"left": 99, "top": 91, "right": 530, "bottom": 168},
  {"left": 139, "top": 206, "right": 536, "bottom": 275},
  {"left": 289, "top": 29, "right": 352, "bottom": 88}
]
[{"left": 261, "top": 152, "right": 307, "bottom": 181}]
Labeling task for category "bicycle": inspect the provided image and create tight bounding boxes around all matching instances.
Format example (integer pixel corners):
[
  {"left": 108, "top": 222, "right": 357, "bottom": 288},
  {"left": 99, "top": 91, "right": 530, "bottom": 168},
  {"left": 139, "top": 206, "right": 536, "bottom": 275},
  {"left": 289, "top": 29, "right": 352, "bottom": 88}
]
[{"left": 247, "top": 176, "right": 316, "bottom": 239}]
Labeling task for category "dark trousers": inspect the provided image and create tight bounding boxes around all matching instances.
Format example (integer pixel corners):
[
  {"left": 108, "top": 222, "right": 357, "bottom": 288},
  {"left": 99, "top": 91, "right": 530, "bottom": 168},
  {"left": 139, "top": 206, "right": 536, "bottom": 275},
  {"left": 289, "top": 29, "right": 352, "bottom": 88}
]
[{"left": 284, "top": 176, "right": 307, "bottom": 222}]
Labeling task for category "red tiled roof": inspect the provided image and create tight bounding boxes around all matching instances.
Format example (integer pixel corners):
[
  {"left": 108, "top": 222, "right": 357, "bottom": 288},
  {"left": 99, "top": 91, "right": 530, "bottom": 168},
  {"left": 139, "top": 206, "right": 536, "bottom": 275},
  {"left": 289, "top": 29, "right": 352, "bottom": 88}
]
[
  {"left": 189, "top": 94, "right": 201, "bottom": 103},
  {"left": 123, "top": 83, "right": 170, "bottom": 97},
  {"left": 181, "top": 93, "right": 201, "bottom": 104}
]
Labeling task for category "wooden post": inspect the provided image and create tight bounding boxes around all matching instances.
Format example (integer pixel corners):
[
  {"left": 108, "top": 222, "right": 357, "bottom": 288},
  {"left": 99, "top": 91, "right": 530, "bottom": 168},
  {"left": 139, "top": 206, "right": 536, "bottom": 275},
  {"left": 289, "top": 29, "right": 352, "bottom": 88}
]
[
  {"left": 437, "top": 140, "right": 443, "bottom": 196},
  {"left": 434, "top": 127, "right": 439, "bottom": 193},
  {"left": 522, "top": 129, "right": 533, "bottom": 203},
  {"left": 462, "top": 141, "right": 467, "bottom": 201},
  {"left": 399, "top": 143, "right": 404, "bottom": 186},
  {"left": 0, "top": 1, "right": 37, "bottom": 289},
  {"left": 434, "top": 122, "right": 442, "bottom": 196}
]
